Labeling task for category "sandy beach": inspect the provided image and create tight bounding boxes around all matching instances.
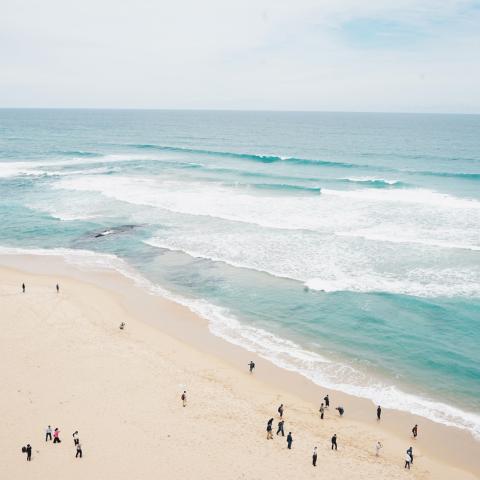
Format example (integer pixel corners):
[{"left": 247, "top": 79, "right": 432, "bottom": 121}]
[{"left": 1, "top": 254, "right": 478, "bottom": 480}]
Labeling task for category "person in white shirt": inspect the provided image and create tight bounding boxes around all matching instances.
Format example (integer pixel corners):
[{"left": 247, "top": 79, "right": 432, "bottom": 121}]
[
  {"left": 404, "top": 452, "right": 412, "bottom": 469},
  {"left": 45, "top": 425, "right": 52, "bottom": 442},
  {"left": 375, "top": 441, "right": 382, "bottom": 456}
]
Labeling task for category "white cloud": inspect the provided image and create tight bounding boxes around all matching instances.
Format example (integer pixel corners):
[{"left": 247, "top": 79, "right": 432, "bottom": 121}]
[{"left": 1, "top": 0, "right": 479, "bottom": 112}]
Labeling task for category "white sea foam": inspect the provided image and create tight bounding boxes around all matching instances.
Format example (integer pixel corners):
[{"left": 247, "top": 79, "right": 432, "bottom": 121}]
[{"left": 0, "top": 245, "right": 479, "bottom": 439}]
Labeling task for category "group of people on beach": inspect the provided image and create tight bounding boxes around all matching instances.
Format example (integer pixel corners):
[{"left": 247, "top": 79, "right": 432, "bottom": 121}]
[
  {"left": 250, "top": 361, "right": 421, "bottom": 470},
  {"left": 23, "top": 426, "right": 82, "bottom": 461}
]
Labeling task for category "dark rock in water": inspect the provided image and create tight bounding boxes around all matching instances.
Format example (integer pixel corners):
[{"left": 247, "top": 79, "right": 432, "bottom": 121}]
[{"left": 93, "top": 224, "right": 139, "bottom": 238}]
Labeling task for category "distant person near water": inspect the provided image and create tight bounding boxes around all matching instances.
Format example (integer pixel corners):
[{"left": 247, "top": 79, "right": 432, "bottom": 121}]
[
  {"left": 45, "top": 425, "right": 52, "bottom": 442},
  {"left": 331, "top": 434, "right": 338, "bottom": 450},
  {"left": 56, "top": 283, "right": 60, "bottom": 293},
  {"left": 248, "top": 361, "right": 255, "bottom": 373},
  {"left": 312, "top": 446, "right": 318, "bottom": 466},
  {"left": 276, "top": 420, "right": 285, "bottom": 436},
  {"left": 286, "top": 432, "right": 293, "bottom": 449},
  {"left": 405, "top": 452, "right": 412, "bottom": 469},
  {"left": 73, "top": 431, "right": 79, "bottom": 445},
  {"left": 319, "top": 403, "right": 325, "bottom": 419},
  {"left": 412, "top": 424, "right": 418, "bottom": 438},
  {"left": 407, "top": 446, "right": 414, "bottom": 465},
  {"left": 119, "top": 322, "right": 125, "bottom": 330},
  {"left": 22, "top": 283, "right": 25, "bottom": 293},
  {"left": 181, "top": 391, "right": 187, "bottom": 407},
  {"left": 324, "top": 394, "right": 330, "bottom": 408},
  {"left": 266, "top": 418, "right": 273, "bottom": 440},
  {"left": 336, "top": 406, "right": 344, "bottom": 416},
  {"left": 278, "top": 403, "right": 284, "bottom": 418},
  {"left": 377, "top": 405, "right": 382, "bottom": 420},
  {"left": 375, "top": 441, "right": 383, "bottom": 456},
  {"left": 76, "top": 442, "right": 83, "bottom": 458}
]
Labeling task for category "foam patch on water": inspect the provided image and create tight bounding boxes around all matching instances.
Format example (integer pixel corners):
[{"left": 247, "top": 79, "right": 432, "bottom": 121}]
[{"left": 0, "top": 245, "right": 479, "bottom": 440}]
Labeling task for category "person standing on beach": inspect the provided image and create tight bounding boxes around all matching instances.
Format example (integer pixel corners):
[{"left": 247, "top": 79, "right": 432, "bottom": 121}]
[
  {"left": 377, "top": 405, "right": 382, "bottom": 420},
  {"left": 412, "top": 424, "right": 418, "bottom": 438},
  {"left": 266, "top": 419, "right": 273, "bottom": 440},
  {"left": 276, "top": 419, "right": 285, "bottom": 436},
  {"left": 26, "top": 444, "right": 32, "bottom": 461},
  {"left": 45, "top": 425, "right": 52, "bottom": 442},
  {"left": 72, "top": 431, "right": 79, "bottom": 445},
  {"left": 375, "top": 441, "right": 383, "bottom": 456},
  {"left": 324, "top": 394, "right": 330, "bottom": 408},
  {"left": 312, "top": 446, "right": 318, "bottom": 466},
  {"left": 407, "top": 446, "right": 414, "bottom": 465},
  {"left": 181, "top": 391, "right": 187, "bottom": 407},
  {"left": 331, "top": 434, "right": 337, "bottom": 450},
  {"left": 278, "top": 403, "right": 284, "bottom": 418},
  {"left": 22, "top": 283, "right": 25, "bottom": 293},
  {"left": 286, "top": 432, "right": 293, "bottom": 449},
  {"left": 405, "top": 452, "right": 412, "bottom": 469},
  {"left": 56, "top": 283, "right": 60, "bottom": 293},
  {"left": 248, "top": 361, "right": 255, "bottom": 373},
  {"left": 76, "top": 442, "right": 83, "bottom": 458},
  {"left": 53, "top": 428, "right": 61, "bottom": 444},
  {"left": 319, "top": 403, "right": 325, "bottom": 419}
]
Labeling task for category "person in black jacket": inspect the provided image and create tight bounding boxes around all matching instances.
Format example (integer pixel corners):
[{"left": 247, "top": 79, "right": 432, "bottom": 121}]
[
  {"left": 276, "top": 420, "right": 285, "bottom": 436},
  {"left": 287, "top": 432, "right": 293, "bottom": 449},
  {"left": 331, "top": 434, "right": 338, "bottom": 450}
]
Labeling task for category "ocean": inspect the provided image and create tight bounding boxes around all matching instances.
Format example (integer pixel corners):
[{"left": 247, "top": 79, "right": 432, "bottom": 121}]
[{"left": 0, "top": 109, "right": 479, "bottom": 438}]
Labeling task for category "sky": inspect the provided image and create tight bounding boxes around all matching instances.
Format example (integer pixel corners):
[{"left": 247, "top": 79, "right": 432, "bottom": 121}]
[{"left": 1, "top": 0, "right": 480, "bottom": 113}]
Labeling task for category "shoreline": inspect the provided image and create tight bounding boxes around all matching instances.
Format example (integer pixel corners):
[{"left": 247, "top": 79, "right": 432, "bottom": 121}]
[{"left": 1, "top": 252, "right": 478, "bottom": 478}]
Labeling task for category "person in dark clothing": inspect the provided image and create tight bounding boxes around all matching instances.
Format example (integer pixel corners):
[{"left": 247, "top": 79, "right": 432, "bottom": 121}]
[
  {"left": 56, "top": 283, "right": 60, "bottom": 293},
  {"left": 312, "top": 446, "right": 318, "bottom": 466},
  {"left": 72, "top": 431, "right": 79, "bottom": 445},
  {"left": 248, "top": 361, "right": 255, "bottom": 373},
  {"left": 286, "top": 432, "right": 293, "bottom": 449},
  {"left": 76, "top": 442, "right": 83, "bottom": 458},
  {"left": 412, "top": 424, "right": 418, "bottom": 438},
  {"left": 266, "top": 419, "right": 273, "bottom": 440},
  {"left": 336, "top": 406, "right": 344, "bottom": 416},
  {"left": 331, "top": 434, "right": 337, "bottom": 450},
  {"left": 22, "top": 283, "right": 25, "bottom": 293},
  {"left": 26, "top": 444, "right": 32, "bottom": 461},
  {"left": 276, "top": 420, "right": 285, "bottom": 436},
  {"left": 324, "top": 394, "right": 330, "bottom": 408},
  {"left": 377, "top": 405, "right": 382, "bottom": 420},
  {"left": 319, "top": 403, "right": 325, "bottom": 419},
  {"left": 278, "top": 404, "right": 284, "bottom": 418},
  {"left": 407, "top": 447, "right": 414, "bottom": 465},
  {"left": 405, "top": 452, "right": 411, "bottom": 469}
]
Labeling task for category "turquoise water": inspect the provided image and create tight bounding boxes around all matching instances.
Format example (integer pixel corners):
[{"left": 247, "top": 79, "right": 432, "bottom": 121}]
[{"left": 1, "top": 109, "right": 479, "bottom": 437}]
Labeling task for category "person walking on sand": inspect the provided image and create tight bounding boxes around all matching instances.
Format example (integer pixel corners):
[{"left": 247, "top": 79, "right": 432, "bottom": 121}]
[
  {"left": 324, "top": 394, "right": 330, "bottom": 408},
  {"left": 181, "top": 391, "right": 187, "bottom": 407},
  {"left": 266, "top": 419, "right": 273, "bottom": 440},
  {"left": 278, "top": 403, "right": 284, "bottom": 418},
  {"left": 405, "top": 452, "right": 412, "bottom": 469},
  {"left": 56, "top": 283, "right": 60, "bottom": 293},
  {"left": 76, "top": 442, "right": 83, "bottom": 458},
  {"left": 53, "top": 428, "right": 61, "bottom": 444},
  {"left": 45, "top": 425, "right": 52, "bottom": 442},
  {"left": 22, "top": 283, "right": 25, "bottom": 293},
  {"left": 26, "top": 444, "right": 32, "bottom": 461},
  {"left": 287, "top": 432, "right": 293, "bottom": 449},
  {"left": 276, "top": 419, "right": 285, "bottom": 436},
  {"left": 312, "top": 446, "right": 318, "bottom": 466},
  {"left": 375, "top": 441, "right": 383, "bottom": 456},
  {"left": 377, "top": 405, "right": 382, "bottom": 420},
  {"left": 331, "top": 434, "right": 338, "bottom": 450},
  {"left": 319, "top": 403, "right": 325, "bottom": 419},
  {"left": 248, "top": 361, "right": 255, "bottom": 373},
  {"left": 72, "top": 431, "right": 79, "bottom": 445},
  {"left": 412, "top": 424, "right": 418, "bottom": 438},
  {"left": 336, "top": 406, "right": 344, "bottom": 416},
  {"left": 407, "top": 446, "right": 414, "bottom": 465}
]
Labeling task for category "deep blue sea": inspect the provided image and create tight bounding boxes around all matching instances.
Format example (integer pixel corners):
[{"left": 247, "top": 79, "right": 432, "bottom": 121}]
[{"left": 1, "top": 109, "right": 479, "bottom": 437}]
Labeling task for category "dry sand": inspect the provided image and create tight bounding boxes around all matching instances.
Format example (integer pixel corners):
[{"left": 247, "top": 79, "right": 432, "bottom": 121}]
[{"left": 1, "top": 258, "right": 478, "bottom": 479}]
